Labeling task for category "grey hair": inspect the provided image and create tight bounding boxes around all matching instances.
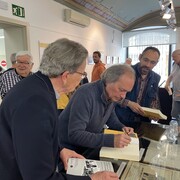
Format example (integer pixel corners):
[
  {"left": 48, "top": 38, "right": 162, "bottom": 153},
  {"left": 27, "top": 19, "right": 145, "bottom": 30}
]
[
  {"left": 39, "top": 38, "right": 88, "bottom": 78},
  {"left": 10, "top": 53, "right": 17, "bottom": 64},
  {"left": 15, "top": 51, "right": 33, "bottom": 62},
  {"left": 101, "top": 64, "right": 135, "bottom": 84},
  {"left": 173, "top": 49, "right": 180, "bottom": 55}
]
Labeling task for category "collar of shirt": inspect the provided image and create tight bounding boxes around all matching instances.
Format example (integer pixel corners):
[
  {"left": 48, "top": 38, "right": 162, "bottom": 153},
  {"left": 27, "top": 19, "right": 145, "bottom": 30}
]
[{"left": 101, "top": 80, "right": 112, "bottom": 104}]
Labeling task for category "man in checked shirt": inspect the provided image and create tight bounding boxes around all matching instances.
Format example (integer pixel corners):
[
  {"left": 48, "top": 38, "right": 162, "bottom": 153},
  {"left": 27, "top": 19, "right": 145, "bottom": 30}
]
[
  {"left": 0, "top": 51, "right": 33, "bottom": 99},
  {"left": 115, "top": 47, "right": 161, "bottom": 133}
]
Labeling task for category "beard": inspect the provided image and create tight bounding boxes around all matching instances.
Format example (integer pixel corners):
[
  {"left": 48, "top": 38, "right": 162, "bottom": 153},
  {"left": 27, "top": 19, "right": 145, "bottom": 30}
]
[{"left": 140, "top": 66, "right": 150, "bottom": 75}]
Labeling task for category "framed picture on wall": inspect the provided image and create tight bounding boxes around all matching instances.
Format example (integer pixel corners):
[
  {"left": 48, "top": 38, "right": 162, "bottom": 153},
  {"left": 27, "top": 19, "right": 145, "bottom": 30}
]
[
  {"left": 99, "top": 51, "right": 105, "bottom": 64},
  {"left": 106, "top": 56, "right": 111, "bottom": 64},
  {"left": 88, "top": 56, "right": 94, "bottom": 64},
  {"left": 39, "top": 41, "right": 49, "bottom": 60},
  {"left": 112, "top": 56, "right": 119, "bottom": 64},
  {"left": 118, "top": 57, "right": 122, "bottom": 64}
]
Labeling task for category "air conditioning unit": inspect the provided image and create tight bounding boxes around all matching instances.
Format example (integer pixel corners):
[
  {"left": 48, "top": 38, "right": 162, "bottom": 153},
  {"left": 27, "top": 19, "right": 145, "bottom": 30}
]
[{"left": 64, "top": 9, "right": 90, "bottom": 27}]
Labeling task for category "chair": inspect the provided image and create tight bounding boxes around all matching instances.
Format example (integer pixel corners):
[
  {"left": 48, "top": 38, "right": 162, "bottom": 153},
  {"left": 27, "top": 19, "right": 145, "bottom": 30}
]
[{"left": 158, "top": 87, "right": 172, "bottom": 125}]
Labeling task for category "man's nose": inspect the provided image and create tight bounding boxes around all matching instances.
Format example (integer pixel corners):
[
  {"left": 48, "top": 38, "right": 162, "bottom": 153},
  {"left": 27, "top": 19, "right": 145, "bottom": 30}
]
[{"left": 120, "top": 92, "right": 126, "bottom": 99}]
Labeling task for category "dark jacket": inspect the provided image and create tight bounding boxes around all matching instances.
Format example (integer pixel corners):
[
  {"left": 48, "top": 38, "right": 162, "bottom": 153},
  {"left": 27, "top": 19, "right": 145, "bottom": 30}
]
[
  {"left": 115, "top": 63, "right": 160, "bottom": 128},
  {"left": 0, "top": 71, "right": 89, "bottom": 180}
]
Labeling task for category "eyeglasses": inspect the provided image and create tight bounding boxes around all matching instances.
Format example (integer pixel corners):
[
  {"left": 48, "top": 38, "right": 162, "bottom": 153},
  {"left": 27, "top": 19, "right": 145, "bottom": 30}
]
[
  {"left": 15, "top": 60, "right": 32, "bottom": 65},
  {"left": 75, "top": 71, "right": 87, "bottom": 79}
]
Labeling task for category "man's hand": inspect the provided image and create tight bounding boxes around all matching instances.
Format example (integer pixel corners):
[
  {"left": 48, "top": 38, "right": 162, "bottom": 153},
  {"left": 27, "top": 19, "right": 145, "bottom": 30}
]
[
  {"left": 90, "top": 171, "right": 119, "bottom": 180},
  {"left": 122, "top": 127, "right": 134, "bottom": 135},
  {"left": 59, "top": 148, "right": 85, "bottom": 170},
  {"left": 114, "top": 134, "right": 131, "bottom": 148},
  {"left": 127, "top": 101, "right": 144, "bottom": 115}
]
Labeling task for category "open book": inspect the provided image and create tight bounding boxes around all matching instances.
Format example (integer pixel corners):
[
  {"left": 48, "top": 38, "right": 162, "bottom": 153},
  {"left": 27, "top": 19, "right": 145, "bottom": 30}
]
[
  {"left": 100, "top": 129, "right": 140, "bottom": 161},
  {"left": 141, "top": 107, "right": 167, "bottom": 120},
  {"left": 67, "top": 158, "right": 114, "bottom": 176}
]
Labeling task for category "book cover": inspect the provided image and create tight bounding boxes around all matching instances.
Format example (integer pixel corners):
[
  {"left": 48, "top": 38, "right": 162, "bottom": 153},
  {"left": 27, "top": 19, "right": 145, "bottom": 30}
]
[{"left": 142, "top": 107, "right": 167, "bottom": 120}]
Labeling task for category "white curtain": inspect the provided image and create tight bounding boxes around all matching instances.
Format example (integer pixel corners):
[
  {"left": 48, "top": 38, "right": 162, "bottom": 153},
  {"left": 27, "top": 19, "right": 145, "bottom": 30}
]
[{"left": 123, "top": 28, "right": 176, "bottom": 47}]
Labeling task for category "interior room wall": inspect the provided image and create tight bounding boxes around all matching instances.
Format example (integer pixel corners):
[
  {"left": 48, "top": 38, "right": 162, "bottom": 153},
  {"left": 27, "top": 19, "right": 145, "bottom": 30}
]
[{"left": 0, "top": 0, "right": 123, "bottom": 81}]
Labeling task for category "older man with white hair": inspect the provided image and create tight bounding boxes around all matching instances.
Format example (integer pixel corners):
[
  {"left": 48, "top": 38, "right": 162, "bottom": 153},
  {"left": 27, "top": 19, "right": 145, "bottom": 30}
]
[{"left": 0, "top": 51, "right": 33, "bottom": 99}]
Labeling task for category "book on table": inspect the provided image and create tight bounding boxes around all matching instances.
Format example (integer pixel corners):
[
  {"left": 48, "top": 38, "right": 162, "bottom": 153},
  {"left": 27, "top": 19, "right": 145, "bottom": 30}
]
[
  {"left": 100, "top": 129, "right": 140, "bottom": 162},
  {"left": 141, "top": 107, "right": 167, "bottom": 120}
]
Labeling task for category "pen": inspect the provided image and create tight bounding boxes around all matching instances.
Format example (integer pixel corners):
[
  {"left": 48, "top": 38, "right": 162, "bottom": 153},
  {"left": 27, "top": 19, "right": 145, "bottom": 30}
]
[{"left": 122, "top": 129, "right": 129, "bottom": 136}]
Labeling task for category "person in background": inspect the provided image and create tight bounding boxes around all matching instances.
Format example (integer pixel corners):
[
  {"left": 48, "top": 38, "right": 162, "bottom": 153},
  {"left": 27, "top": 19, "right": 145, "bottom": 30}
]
[
  {"left": 59, "top": 64, "right": 135, "bottom": 160},
  {"left": 0, "top": 53, "right": 17, "bottom": 76},
  {"left": 80, "top": 72, "right": 89, "bottom": 85},
  {"left": 0, "top": 51, "right": 33, "bottom": 99},
  {"left": 0, "top": 38, "right": 118, "bottom": 180},
  {"left": 0, "top": 66, "right": 3, "bottom": 75},
  {"left": 165, "top": 49, "right": 180, "bottom": 118},
  {"left": 91, "top": 51, "right": 106, "bottom": 82},
  {"left": 115, "top": 47, "right": 161, "bottom": 132},
  {"left": 10, "top": 52, "right": 17, "bottom": 68},
  {"left": 125, "top": 58, "right": 132, "bottom": 65}
]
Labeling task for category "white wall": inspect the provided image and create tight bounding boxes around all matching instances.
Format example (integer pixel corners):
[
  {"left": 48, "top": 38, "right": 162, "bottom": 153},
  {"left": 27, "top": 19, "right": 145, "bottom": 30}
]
[{"left": 0, "top": 0, "right": 123, "bottom": 80}]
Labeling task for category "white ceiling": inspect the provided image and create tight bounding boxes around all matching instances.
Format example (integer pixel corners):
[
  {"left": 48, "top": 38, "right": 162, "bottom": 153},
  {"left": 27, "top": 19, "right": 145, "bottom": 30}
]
[{"left": 54, "top": 0, "right": 180, "bottom": 31}]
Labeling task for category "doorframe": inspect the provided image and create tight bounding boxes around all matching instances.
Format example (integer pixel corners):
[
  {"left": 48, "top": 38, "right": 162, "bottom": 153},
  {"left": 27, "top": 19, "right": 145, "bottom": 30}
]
[
  {"left": 0, "top": 15, "right": 30, "bottom": 50},
  {"left": 0, "top": 15, "right": 30, "bottom": 68}
]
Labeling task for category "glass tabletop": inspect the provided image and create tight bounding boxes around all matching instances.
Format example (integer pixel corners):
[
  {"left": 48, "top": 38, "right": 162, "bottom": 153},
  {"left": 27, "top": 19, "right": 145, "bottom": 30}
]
[{"left": 101, "top": 128, "right": 180, "bottom": 180}]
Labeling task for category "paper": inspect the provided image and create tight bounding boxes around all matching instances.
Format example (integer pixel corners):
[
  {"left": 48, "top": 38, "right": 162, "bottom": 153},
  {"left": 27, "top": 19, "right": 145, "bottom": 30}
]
[
  {"left": 100, "top": 129, "right": 139, "bottom": 161},
  {"left": 143, "top": 140, "right": 180, "bottom": 170},
  {"left": 121, "top": 161, "right": 180, "bottom": 180},
  {"left": 67, "top": 158, "right": 114, "bottom": 176}
]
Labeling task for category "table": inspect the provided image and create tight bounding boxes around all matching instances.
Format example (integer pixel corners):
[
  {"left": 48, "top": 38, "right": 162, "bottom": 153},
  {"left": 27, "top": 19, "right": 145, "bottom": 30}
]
[{"left": 101, "top": 128, "right": 180, "bottom": 180}]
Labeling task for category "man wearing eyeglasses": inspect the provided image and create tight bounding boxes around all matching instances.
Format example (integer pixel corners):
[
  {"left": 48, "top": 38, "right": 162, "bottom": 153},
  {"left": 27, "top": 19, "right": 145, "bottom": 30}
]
[
  {"left": 0, "top": 51, "right": 33, "bottom": 99},
  {"left": 115, "top": 47, "right": 161, "bottom": 132}
]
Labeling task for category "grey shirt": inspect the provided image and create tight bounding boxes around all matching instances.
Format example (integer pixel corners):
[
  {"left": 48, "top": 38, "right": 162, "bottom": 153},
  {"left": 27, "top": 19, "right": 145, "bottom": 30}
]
[{"left": 171, "top": 63, "right": 180, "bottom": 101}]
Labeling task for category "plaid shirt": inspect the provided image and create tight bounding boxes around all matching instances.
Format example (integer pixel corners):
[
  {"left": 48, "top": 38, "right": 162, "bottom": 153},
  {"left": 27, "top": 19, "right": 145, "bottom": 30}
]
[{"left": 0, "top": 69, "right": 32, "bottom": 99}]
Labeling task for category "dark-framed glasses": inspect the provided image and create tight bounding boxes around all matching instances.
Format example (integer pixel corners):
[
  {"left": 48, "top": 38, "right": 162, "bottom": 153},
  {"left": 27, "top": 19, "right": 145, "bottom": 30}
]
[{"left": 75, "top": 71, "right": 87, "bottom": 79}]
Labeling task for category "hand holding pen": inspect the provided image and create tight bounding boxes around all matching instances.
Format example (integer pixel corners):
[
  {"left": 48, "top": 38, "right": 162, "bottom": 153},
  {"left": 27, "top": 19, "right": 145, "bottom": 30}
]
[{"left": 122, "top": 127, "right": 134, "bottom": 135}]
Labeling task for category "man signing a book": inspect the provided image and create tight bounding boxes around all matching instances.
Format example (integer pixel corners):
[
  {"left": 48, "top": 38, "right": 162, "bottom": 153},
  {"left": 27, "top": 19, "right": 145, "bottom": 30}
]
[{"left": 58, "top": 65, "right": 134, "bottom": 160}]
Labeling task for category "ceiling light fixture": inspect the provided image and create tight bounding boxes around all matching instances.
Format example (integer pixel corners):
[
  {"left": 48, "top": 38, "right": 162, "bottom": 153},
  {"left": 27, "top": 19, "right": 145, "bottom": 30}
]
[
  {"left": 158, "top": 0, "right": 176, "bottom": 30},
  {"left": 161, "top": 1, "right": 171, "bottom": 10}
]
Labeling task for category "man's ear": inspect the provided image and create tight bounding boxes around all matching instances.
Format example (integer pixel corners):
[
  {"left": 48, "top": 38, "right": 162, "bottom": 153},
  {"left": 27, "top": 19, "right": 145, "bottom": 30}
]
[
  {"left": 139, "top": 54, "right": 142, "bottom": 61},
  {"left": 61, "top": 71, "right": 69, "bottom": 82}
]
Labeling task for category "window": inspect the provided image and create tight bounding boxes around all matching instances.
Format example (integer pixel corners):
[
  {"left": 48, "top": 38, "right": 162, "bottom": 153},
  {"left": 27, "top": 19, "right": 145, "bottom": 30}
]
[{"left": 123, "top": 28, "right": 176, "bottom": 87}]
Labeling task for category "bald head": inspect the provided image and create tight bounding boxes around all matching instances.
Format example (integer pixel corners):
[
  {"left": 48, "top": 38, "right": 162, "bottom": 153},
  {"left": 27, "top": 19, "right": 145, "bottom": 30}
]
[{"left": 172, "top": 49, "right": 180, "bottom": 65}]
